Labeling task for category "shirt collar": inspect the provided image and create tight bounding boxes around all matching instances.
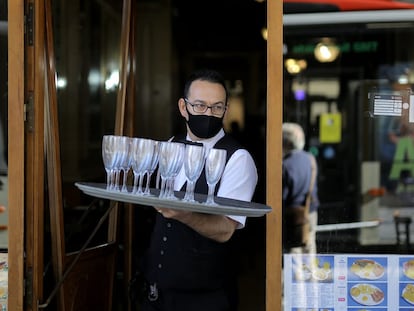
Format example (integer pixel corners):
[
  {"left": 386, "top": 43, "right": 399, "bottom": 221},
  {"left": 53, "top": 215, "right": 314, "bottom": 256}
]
[{"left": 186, "top": 129, "right": 225, "bottom": 151}]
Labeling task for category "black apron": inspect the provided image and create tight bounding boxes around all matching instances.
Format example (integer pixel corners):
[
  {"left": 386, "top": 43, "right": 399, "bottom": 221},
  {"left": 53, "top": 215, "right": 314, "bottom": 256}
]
[{"left": 141, "top": 134, "right": 243, "bottom": 311}]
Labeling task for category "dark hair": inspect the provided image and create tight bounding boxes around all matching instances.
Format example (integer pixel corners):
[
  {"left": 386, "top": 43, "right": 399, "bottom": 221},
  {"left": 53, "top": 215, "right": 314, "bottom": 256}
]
[{"left": 183, "top": 69, "right": 228, "bottom": 103}]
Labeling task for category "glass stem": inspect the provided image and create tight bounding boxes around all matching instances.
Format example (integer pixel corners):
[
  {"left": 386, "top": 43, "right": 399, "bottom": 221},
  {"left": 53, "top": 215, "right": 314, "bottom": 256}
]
[
  {"left": 206, "top": 184, "right": 215, "bottom": 205},
  {"left": 106, "top": 171, "right": 111, "bottom": 190},
  {"left": 132, "top": 172, "right": 139, "bottom": 193},
  {"left": 189, "top": 182, "right": 195, "bottom": 201},
  {"left": 184, "top": 181, "right": 194, "bottom": 201},
  {"left": 137, "top": 173, "right": 144, "bottom": 194},
  {"left": 167, "top": 178, "right": 173, "bottom": 198},
  {"left": 110, "top": 169, "right": 115, "bottom": 190},
  {"left": 160, "top": 177, "right": 166, "bottom": 198},
  {"left": 121, "top": 169, "right": 128, "bottom": 192},
  {"left": 144, "top": 172, "right": 151, "bottom": 195}
]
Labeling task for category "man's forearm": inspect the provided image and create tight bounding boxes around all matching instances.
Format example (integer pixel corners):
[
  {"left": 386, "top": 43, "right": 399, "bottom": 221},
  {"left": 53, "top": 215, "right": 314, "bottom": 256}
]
[
  {"left": 157, "top": 207, "right": 237, "bottom": 242},
  {"left": 183, "top": 212, "right": 238, "bottom": 242}
]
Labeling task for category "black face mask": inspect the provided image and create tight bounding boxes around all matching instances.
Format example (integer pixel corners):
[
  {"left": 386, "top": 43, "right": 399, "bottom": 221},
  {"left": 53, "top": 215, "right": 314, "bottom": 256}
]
[{"left": 185, "top": 109, "right": 224, "bottom": 139}]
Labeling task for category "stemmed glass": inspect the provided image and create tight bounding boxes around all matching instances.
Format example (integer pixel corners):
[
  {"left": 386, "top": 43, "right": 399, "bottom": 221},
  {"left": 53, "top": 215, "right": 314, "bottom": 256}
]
[
  {"left": 130, "top": 138, "right": 155, "bottom": 195},
  {"left": 158, "top": 141, "right": 185, "bottom": 199},
  {"left": 167, "top": 143, "right": 185, "bottom": 199},
  {"left": 182, "top": 144, "right": 205, "bottom": 202},
  {"left": 116, "top": 136, "right": 131, "bottom": 192},
  {"left": 158, "top": 141, "right": 172, "bottom": 198},
  {"left": 102, "top": 135, "right": 118, "bottom": 190},
  {"left": 205, "top": 148, "right": 227, "bottom": 205},
  {"left": 143, "top": 141, "right": 160, "bottom": 196}
]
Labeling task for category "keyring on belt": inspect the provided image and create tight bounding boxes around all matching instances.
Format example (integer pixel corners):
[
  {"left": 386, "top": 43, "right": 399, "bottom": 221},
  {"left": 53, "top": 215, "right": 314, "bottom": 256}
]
[{"left": 148, "top": 283, "right": 159, "bottom": 301}]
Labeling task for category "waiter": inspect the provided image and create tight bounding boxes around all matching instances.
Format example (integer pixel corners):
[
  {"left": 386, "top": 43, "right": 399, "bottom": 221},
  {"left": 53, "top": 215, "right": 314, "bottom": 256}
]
[{"left": 138, "top": 69, "right": 258, "bottom": 311}]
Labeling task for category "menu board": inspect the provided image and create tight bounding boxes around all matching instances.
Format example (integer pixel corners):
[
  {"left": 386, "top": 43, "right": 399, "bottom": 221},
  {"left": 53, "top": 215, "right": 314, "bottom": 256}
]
[
  {"left": 0, "top": 253, "right": 7, "bottom": 310},
  {"left": 284, "top": 254, "right": 414, "bottom": 310}
]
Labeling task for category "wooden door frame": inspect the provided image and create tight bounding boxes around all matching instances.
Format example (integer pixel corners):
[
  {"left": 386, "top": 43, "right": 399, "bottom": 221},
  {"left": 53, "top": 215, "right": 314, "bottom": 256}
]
[
  {"left": 8, "top": 0, "right": 25, "bottom": 310},
  {"left": 266, "top": 1, "right": 283, "bottom": 310}
]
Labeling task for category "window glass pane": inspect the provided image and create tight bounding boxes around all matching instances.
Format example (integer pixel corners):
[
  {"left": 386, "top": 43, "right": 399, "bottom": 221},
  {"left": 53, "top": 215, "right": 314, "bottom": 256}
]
[{"left": 283, "top": 11, "right": 414, "bottom": 253}]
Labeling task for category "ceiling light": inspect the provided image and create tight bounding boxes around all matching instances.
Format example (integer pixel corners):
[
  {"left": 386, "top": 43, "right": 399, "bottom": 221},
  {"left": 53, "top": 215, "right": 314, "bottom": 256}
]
[
  {"left": 285, "top": 58, "right": 307, "bottom": 74},
  {"left": 314, "top": 39, "right": 340, "bottom": 63}
]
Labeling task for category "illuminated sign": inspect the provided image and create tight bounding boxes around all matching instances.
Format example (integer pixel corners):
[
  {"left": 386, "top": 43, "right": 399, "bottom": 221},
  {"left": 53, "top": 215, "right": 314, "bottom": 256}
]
[
  {"left": 320, "top": 113, "right": 342, "bottom": 143},
  {"left": 291, "top": 41, "right": 378, "bottom": 54}
]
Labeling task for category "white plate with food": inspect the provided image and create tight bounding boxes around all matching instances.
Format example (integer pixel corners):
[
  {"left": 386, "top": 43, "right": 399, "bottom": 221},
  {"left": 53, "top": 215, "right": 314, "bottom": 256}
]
[
  {"left": 350, "top": 259, "right": 385, "bottom": 280},
  {"left": 350, "top": 283, "right": 384, "bottom": 306},
  {"left": 402, "top": 283, "right": 414, "bottom": 305},
  {"left": 403, "top": 260, "right": 414, "bottom": 280},
  {"left": 312, "top": 268, "right": 332, "bottom": 281}
]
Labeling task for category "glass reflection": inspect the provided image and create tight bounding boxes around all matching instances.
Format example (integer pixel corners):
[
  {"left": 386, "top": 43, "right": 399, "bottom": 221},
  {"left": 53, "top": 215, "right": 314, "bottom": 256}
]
[{"left": 283, "top": 10, "right": 414, "bottom": 254}]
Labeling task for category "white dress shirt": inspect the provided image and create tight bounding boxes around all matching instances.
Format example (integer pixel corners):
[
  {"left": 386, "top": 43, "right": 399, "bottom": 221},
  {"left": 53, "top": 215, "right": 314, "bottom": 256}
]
[{"left": 173, "top": 129, "right": 258, "bottom": 228}]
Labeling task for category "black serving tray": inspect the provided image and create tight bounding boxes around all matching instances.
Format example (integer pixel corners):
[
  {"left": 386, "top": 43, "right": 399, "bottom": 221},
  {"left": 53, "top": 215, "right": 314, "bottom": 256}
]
[{"left": 75, "top": 182, "right": 272, "bottom": 217}]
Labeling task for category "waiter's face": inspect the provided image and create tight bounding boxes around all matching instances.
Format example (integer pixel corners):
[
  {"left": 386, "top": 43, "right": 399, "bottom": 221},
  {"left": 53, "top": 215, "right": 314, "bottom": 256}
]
[{"left": 178, "top": 80, "right": 227, "bottom": 119}]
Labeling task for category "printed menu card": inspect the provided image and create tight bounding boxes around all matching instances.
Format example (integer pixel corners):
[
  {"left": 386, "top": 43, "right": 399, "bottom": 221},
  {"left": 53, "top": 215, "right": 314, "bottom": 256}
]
[
  {"left": 0, "top": 253, "right": 6, "bottom": 310},
  {"left": 284, "top": 254, "right": 414, "bottom": 310}
]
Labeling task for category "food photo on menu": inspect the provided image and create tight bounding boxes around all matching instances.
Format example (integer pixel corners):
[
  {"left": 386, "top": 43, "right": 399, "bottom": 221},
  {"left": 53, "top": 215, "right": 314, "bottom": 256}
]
[
  {"left": 347, "top": 257, "right": 387, "bottom": 308},
  {"left": 401, "top": 258, "right": 414, "bottom": 280},
  {"left": 400, "top": 257, "right": 414, "bottom": 307},
  {"left": 348, "top": 282, "right": 387, "bottom": 307},
  {"left": 291, "top": 255, "right": 334, "bottom": 283},
  {"left": 290, "top": 309, "right": 333, "bottom": 311},
  {"left": 349, "top": 258, "right": 386, "bottom": 281}
]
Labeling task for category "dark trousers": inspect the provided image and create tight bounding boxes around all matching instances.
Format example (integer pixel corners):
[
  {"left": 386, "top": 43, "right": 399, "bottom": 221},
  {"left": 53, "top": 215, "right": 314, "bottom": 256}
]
[{"left": 140, "top": 287, "right": 235, "bottom": 311}]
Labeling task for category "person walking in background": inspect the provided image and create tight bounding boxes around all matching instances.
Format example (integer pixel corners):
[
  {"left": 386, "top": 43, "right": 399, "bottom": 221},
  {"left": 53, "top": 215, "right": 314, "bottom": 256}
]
[
  {"left": 282, "top": 122, "right": 319, "bottom": 254},
  {"left": 136, "top": 69, "right": 258, "bottom": 311}
]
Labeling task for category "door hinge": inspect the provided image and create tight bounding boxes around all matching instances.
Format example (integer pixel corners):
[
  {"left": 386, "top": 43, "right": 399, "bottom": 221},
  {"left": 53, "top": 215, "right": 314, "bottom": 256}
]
[
  {"left": 25, "top": 2, "right": 34, "bottom": 46},
  {"left": 25, "top": 92, "right": 34, "bottom": 132}
]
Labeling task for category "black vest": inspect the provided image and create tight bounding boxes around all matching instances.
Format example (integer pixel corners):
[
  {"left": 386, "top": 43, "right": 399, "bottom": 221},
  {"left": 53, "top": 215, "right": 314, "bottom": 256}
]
[{"left": 142, "top": 134, "right": 243, "bottom": 290}]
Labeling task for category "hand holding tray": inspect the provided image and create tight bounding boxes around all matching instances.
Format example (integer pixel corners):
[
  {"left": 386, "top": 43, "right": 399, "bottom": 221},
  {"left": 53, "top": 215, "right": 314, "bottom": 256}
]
[{"left": 75, "top": 182, "right": 272, "bottom": 217}]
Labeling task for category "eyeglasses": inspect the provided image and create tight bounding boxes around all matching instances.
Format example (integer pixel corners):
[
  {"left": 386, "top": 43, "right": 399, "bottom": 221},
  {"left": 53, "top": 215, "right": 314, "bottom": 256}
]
[{"left": 184, "top": 98, "right": 227, "bottom": 116}]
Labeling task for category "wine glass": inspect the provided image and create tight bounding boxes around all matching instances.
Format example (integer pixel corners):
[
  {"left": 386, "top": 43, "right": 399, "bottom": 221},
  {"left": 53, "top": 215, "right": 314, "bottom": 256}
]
[
  {"left": 111, "top": 135, "right": 130, "bottom": 191},
  {"left": 143, "top": 141, "right": 160, "bottom": 196},
  {"left": 102, "top": 135, "right": 118, "bottom": 190},
  {"left": 158, "top": 141, "right": 172, "bottom": 198},
  {"left": 158, "top": 141, "right": 185, "bottom": 199},
  {"left": 205, "top": 148, "right": 227, "bottom": 205},
  {"left": 116, "top": 136, "right": 131, "bottom": 192},
  {"left": 166, "top": 142, "right": 185, "bottom": 199},
  {"left": 130, "top": 138, "right": 154, "bottom": 195},
  {"left": 182, "top": 144, "right": 205, "bottom": 202}
]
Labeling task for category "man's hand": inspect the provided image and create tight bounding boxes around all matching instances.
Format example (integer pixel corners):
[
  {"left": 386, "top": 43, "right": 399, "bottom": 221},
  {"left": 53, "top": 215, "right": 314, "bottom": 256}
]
[{"left": 156, "top": 207, "right": 191, "bottom": 221}]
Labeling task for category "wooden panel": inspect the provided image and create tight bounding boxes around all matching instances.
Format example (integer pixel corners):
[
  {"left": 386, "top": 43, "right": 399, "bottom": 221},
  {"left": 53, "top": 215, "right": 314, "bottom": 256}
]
[
  {"left": 42, "top": 1, "right": 121, "bottom": 310},
  {"left": 266, "top": 1, "right": 283, "bottom": 311},
  {"left": 26, "top": 1, "right": 47, "bottom": 309},
  {"left": 7, "top": 0, "right": 25, "bottom": 309},
  {"left": 63, "top": 244, "right": 117, "bottom": 311},
  {"left": 44, "top": 0, "right": 66, "bottom": 309}
]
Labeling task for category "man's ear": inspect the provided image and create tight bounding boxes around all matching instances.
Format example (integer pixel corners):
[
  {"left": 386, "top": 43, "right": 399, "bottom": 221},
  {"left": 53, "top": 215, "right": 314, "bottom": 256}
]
[{"left": 178, "top": 98, "right": 187, "bottom": 118}]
